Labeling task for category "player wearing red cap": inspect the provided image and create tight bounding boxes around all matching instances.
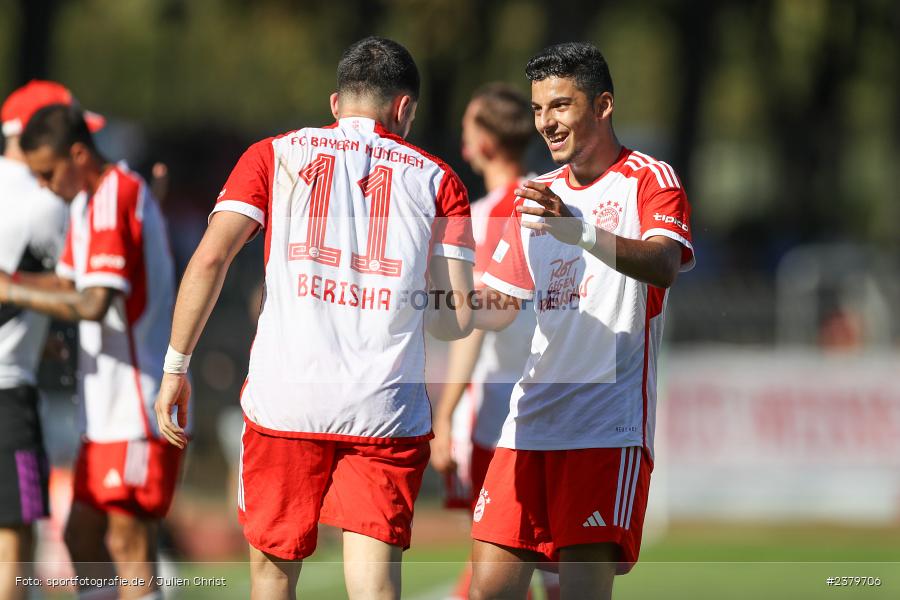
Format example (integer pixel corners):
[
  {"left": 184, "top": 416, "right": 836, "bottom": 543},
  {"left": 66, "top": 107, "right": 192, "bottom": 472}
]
[
  {"left": 0, "top": 102, "right": 178, "bottom": 600},
  {"left": 0, "top": 81, "right": 104, "bottom": 600}
]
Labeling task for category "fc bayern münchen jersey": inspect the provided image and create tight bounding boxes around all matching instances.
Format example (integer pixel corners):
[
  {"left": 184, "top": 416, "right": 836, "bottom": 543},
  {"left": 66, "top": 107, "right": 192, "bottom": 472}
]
[
  {"left": 56, "top": 164, "right": 176, "bottom": 442},
  {"left": 483, "top": 148, "right": 694, "bottom": 456},
  {"left": 213, "top": 117, "right": 475, "bottom": 442}
]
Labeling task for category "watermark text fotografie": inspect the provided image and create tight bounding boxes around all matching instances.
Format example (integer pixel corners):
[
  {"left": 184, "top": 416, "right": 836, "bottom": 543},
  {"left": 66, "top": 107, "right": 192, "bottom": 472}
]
[{"left": 16, "top": 576, "right": 228, "bottom": 588}]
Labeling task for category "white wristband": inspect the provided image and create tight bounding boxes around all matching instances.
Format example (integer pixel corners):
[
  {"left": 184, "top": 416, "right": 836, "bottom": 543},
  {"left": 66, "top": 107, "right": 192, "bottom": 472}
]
[
  {"left": 577, "top": 220, "right": 597, "bottom": 250},
  {"left": 163, "top": 345, "right": 191, "bottom": 374}
]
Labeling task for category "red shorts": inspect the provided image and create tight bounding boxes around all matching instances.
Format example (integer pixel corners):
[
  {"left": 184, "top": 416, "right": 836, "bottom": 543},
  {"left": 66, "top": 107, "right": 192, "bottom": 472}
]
[
  {"left": 73, "top": 438, "right": 183, "bottom": 519},
  {"left": 470, "top": 443, "right": 494, "bottom": 504},
  {"left": 470, "top": 446, "right": 652, "bottom": 574},
  {"left": 238, "top": 424, "right": 430, "bottom": 560}
]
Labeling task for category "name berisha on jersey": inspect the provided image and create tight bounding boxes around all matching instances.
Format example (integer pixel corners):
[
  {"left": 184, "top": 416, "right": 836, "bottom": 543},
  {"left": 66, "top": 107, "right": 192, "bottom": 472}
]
[{"left": 297, "top": 272, "right": 392, "bottom": 311}]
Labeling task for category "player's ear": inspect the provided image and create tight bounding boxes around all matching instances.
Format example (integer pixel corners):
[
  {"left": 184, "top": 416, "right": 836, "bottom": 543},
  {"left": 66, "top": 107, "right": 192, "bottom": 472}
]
[
  {"left": 329, "top": 93, "right": 340, "bottom": 120},
  {"left": 70, "top": 142, "right": 90, "bottom": 167},
  {"left": 481, "top": 135, "right": 498, "bottom": 161},
  {"left": 396, "top": 95, "right": 417, "bottom": 138},
  {"left": 594, "top": 91, "right": 614, "bottom": 121}
]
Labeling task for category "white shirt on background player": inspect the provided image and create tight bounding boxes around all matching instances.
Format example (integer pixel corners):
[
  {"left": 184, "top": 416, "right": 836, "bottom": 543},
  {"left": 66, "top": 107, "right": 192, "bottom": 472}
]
[
  {"left": 0, "top": 156, "right": 67, "bottom": 389},
  {"left": 483, "top": 148, "right": 695, "bottom": 456}
]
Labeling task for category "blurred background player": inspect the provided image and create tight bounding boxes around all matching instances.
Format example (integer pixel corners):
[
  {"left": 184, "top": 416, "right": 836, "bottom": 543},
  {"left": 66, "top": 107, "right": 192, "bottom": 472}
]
[
  {"left": 468, "top": 43, "right": 695, "bottom": 599},
  {"left": 0, "top": 104, "right": 180, "bottom": 600},
  {"left": 154, "top": 37, "right": 475, "bottom": 600},
  {"left": 0, "top": 80, "right": 87, "bottom": 600},
  {"left": 429, "top": 82, "right": 559, "bottom": 600}
]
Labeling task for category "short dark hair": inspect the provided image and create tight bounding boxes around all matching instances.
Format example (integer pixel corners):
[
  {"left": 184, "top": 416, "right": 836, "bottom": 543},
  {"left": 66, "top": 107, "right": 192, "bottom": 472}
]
[
  {"left": 470, "top": 83, "right": 533, "bottom": 161},
  {"left": 20, "top": 104, "right": 96, "bottom": 156},
  {"left": 525, "top": 42, "right": 614, "bottom": 99},
  {"left": 337, "top": 37, "right": 420, "bottom": 103}
]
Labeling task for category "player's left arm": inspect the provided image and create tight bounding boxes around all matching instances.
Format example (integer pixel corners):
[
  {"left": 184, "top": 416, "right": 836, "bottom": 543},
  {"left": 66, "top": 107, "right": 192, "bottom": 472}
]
[
  {"left": 425, "top": 255, "right": 475, "bottom": 341},
  {"left": 515, "top": 181, "right": 684, "bottom": 288},
  {"left": 155, "top": 210, "right": 259, "bottom": 448},
  {"left": 0, "top": 274, "right": 116, "bottom": 321}
]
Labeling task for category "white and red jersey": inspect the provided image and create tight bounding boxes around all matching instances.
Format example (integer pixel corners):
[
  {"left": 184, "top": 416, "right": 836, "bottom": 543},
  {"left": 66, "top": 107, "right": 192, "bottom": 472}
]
[
  {"left": 451, "top": 180, "right": 536, "bottom": 450},
  {"left": 482, "top": 148, "right": 694, "bottom": 456},
  {"left": 213, "top": 117, "right": 474, "bottom": 443},
  {"left": 56, "top": 164, "right": 175, "bottom": 442}
]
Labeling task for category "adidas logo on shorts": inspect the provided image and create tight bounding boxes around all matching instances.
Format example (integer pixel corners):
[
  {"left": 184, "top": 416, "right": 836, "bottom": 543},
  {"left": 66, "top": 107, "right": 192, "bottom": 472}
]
[
  {"left": 103, "top": 468, "right": 122, "bottom": 488},
  {"left": 582, "top": 510, "right": 606, "bottom": 527}
]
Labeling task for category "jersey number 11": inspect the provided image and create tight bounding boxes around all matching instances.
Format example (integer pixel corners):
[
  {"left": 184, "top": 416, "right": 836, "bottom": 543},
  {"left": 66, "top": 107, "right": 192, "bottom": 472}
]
[{"left": 288, "top": 153, "right": 403, "bottom": 277}]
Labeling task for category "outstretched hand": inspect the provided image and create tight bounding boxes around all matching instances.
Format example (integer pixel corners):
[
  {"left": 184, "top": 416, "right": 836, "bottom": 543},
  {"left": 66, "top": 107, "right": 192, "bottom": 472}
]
[
  {"left": 155, "top": 372, "right": 190, "bottom": 448},
  {"left": 515, "top": 180, "right": 583, "bottom": 245}
]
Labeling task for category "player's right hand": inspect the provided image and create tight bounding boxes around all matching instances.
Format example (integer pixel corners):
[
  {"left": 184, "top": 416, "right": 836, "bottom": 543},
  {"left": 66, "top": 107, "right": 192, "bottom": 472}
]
[
  {"left": 155, "top": 372, "right": 191, "bottom": 449},
  {"left": 429, "top": 423, "right": 456, "bottom": 475}
]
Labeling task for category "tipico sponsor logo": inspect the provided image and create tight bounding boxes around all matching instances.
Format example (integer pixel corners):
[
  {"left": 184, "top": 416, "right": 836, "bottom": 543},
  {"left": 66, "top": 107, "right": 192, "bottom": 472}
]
[
  {"left": 653, "top": 212, "right": 688, "bottom": 232},
  {"left": 89, "top": 254, "right": 126, "bottom": 270}
]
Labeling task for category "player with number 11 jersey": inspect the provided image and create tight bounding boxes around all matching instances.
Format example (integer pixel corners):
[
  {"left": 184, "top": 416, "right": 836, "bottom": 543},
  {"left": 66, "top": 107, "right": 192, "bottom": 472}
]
[
  {"left": 215, "top": 115, "right": 474, "bottom": 442},
  {"left": 156, "top": 40, "right": 475, "bottom": 589}
]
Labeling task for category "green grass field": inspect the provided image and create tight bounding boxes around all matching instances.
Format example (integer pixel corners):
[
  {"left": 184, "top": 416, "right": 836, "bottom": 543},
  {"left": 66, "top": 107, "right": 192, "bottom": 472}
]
[
  {"left": 169, "top": 519, "right": 900, "bottom": 599},
  {"left": 30, "top": 510, "right": 900, "bottom": 599}
]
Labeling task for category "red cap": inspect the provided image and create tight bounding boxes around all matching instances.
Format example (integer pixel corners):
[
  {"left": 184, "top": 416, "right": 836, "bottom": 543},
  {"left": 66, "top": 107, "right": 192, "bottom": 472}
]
[{"left": 1, "top": 80, "right": 105, "bottom": 137}]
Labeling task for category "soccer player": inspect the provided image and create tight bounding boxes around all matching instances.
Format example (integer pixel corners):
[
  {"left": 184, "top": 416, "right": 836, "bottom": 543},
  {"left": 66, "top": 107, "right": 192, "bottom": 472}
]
[
  {"left": 0, "top": 104, "right": 180, "bottom": 600},
  {"left": 154, "top": 37, "right": 475, "bottom": 600},
  {"left": 430, "top": 82, "right": 559, "bottom": 600},
  {"left": 0, "top": 80, "right": 89, "bottom": 600},
  {"left": 468, "top": 43, "right": 695, "bottom": 599}
]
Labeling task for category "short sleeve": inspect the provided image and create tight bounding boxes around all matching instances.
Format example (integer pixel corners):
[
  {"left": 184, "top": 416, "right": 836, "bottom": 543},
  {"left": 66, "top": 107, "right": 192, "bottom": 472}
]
[
  {"left": 0, "top": 205, "right": 27, "bottom": 274},
  {"left": 80, "top": 172, "right": 137, "bottom": 293},
  {"left": 638, "top": 176, "right": 695, "bottom": 272},
  {"left": 473, "top": 189, "right": 517, "bottom": 285},
  {"left": 430, "top": 169, "right": 475, "bottom": 263},
  {"left": 481, "top": 202, "right": 535, "bottom": 300},
  {"left": 210, "top": 138, "right": 274, "bottom": 229}
]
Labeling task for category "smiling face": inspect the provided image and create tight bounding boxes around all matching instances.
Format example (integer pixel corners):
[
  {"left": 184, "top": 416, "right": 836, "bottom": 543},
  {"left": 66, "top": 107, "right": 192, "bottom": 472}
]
[
  {"left": 531, "top": 76, "right": 610, "bottom": 168},
  {"left": 24, "top": 144, "right": 83, "bottom": 202}
]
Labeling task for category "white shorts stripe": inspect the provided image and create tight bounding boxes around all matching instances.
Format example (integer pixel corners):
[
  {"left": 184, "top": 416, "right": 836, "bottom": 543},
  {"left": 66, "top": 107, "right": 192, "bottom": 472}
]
[
  {"left": 123, "top": 439, "right": 149, "bottom": 486},
  {"left": 238, "top": 422, "right": 246, "bottom": 511},
  {"left": 623, "top": 448, "right": 642, "bottom": 529},
  {"left": 613, "top": 447, "right": 628, "bottom": 527}
]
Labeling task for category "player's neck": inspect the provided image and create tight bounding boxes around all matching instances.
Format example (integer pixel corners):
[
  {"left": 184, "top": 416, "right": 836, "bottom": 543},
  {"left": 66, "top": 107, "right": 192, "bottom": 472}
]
[
  {"left": 2, "top": 137, "right": 26, "bottom": 163},
  {"left": 84, "top": 158, "right": 113, "bottom": 195},
  {"left": 483, "top": 159, "right": 523, "bottom": 193},
  {"left": 336, "top": 104, "right": 398, "bottom": 135},
  {"left": 568, "top": 138, "right": 622, "bottom": 187}
]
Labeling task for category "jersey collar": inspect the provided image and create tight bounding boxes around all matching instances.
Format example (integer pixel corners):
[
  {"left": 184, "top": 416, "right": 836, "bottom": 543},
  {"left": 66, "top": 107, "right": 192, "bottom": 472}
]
[
  {"left": 562, "top": 146, "right": 631, "bottom": 190},
  {"left": 337, "top": 116, "right": 377, "bottom": 133}
]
